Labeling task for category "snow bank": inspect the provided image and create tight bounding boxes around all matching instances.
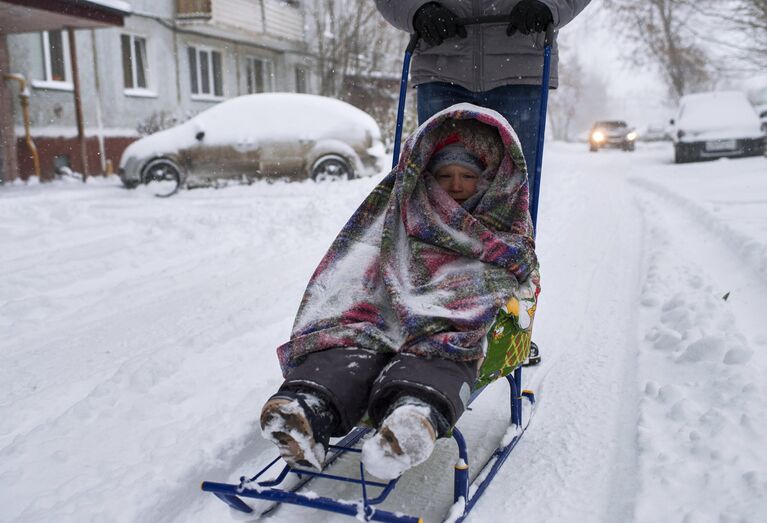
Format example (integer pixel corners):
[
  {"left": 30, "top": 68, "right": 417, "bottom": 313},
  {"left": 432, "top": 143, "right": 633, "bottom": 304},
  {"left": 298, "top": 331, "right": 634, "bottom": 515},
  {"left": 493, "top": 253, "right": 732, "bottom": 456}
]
[
  {"left": 635, "top": 221, "right": 767, "bottom": 521},
  {"left": 632, "top": 153, "right": 767, "bottom": 521},
  {"left": 631, "top": 174, "right": 767, "bottom": 283}
]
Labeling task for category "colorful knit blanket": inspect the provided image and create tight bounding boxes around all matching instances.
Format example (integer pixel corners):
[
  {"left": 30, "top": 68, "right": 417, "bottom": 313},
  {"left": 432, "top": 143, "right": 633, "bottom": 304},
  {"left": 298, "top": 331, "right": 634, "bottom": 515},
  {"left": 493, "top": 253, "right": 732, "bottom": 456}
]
[{"left": 277, "top": 103, "right": 538, "bottom": 375}]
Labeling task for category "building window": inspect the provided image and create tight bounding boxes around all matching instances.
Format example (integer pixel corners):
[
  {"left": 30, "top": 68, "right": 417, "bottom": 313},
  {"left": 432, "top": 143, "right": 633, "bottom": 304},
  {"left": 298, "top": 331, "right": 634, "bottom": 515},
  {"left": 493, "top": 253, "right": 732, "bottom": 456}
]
[
  {"left": 188, "top": 46, "right": 224, "bottom": 99},
  {"left": 295, "top": 66, "right": 307, "bottom": 94},
  {"left": 40, "top": 30, "right": 71, "bottom": 85},
  {"left": 121, "top": 34, "right": 150, "bottom": 90},
  {"left": 245, "top": 57, "right": 273, "bottom": 94}
]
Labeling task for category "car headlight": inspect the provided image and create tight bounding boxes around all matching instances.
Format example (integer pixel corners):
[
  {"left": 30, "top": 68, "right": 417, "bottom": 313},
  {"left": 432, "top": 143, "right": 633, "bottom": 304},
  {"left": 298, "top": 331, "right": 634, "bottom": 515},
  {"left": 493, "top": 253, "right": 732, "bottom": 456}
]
[
  {"left": 591, "top": 130, "right": 605, "bottom": 142},
  {"left": 626, "top": 131, "right": 637, "bottom": 141}
]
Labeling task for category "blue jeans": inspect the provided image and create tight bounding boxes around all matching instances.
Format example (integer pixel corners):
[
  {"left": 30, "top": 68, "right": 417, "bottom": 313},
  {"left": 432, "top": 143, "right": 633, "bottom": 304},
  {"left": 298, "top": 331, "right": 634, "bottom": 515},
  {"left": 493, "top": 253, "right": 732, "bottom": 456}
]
[{"left": 417, "top": 82, "right": 542, "bottom": 206}]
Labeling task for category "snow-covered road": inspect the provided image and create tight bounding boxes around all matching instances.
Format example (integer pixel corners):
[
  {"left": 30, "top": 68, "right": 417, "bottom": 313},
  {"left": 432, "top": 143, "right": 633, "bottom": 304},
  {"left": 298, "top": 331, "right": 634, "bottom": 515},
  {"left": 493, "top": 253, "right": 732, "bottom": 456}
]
[{"left": 2, "top": 143, "right": 765, "bottom": 522}]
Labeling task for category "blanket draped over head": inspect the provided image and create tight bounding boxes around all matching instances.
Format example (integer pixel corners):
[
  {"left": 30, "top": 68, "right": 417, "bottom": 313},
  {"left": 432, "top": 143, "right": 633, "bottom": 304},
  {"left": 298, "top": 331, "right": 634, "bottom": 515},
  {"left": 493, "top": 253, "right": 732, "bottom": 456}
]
[{"left": 277, "top": 103, "right": 538, "bottom": 375}]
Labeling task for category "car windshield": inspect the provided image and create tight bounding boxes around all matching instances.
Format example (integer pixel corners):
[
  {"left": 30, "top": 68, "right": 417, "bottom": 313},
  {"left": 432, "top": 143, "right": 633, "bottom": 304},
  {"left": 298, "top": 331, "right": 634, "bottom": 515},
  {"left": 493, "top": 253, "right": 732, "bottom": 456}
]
[{"left": 594, "top": 121, "right": 627, "bottom": 129}]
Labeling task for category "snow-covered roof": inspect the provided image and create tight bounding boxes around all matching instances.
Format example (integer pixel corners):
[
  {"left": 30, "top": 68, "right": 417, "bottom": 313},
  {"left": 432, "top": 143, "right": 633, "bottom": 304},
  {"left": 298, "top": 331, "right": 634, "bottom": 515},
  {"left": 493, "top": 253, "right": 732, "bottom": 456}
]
[
  {"left": 0, "top": 0, "right": 131, "bottom": 34},
  {"left": 80, "top": 0, "right": 132, "bottom": 15}
]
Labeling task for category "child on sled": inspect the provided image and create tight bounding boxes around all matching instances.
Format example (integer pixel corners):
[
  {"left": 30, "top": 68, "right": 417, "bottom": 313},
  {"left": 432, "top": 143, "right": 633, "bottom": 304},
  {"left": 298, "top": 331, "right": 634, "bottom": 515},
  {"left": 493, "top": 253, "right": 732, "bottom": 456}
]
[{"left": 260, "top": 103, "right": 539, "bottom": 481}]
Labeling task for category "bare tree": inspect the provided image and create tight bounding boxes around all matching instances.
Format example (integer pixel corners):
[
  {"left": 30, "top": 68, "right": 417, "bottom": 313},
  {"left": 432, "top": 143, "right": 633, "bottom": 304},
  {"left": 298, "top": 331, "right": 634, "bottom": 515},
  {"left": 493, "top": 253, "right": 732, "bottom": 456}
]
[
  {"left": 304, "top": 0, "right": 412, "bottom": 148},
  {"left": 547, "top": 29, "right": 613, "bottom": 142},
  {"left": 305, "top": 0, "right": 403, "bottom": 97},
  {"left": 704, "top": 0, "right": 767, "bottom": 71},
  {"left": 548, "top": 56, "right": 585, "bottom": 141},
  {"left": 604, "top": 0, "right": 718, "bottom": 100}
]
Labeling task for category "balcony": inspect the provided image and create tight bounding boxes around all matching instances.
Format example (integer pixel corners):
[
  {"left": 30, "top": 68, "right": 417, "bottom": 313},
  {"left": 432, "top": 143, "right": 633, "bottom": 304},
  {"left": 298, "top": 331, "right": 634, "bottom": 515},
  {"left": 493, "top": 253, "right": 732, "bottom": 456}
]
[{"left": 176, "top": 0, "right": 212, "bottom": 20}]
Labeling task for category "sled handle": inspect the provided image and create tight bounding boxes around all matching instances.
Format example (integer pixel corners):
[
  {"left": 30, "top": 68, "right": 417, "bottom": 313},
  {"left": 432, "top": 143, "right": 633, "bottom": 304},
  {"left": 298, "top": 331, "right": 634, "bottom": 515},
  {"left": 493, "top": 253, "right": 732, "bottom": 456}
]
[{"left": 530, "top": 23, "right": 555, "bottom": 232}]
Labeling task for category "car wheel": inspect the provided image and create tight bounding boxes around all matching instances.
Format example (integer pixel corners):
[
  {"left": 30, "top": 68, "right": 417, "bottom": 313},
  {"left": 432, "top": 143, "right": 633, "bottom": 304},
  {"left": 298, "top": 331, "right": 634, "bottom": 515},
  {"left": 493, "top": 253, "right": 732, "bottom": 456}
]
[
  {"left": 589, "top": 144, "right": 598, "bottom": 152},
  {"left": 311, "top": 155, "right": 352, "bottom": 182},
  {"left": 142, "top": 158, "right": 182, "bottom": 197}
]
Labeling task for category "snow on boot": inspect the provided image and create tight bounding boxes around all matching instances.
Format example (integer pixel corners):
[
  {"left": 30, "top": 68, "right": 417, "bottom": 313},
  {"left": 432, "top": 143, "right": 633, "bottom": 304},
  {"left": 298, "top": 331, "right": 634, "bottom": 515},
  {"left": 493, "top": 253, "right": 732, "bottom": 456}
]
[
  {"left": 260, "top": 391, "right": 334, "bottom": 470},
  {"left": 361, "top": 396, "right": 437, "bottom": 480}
]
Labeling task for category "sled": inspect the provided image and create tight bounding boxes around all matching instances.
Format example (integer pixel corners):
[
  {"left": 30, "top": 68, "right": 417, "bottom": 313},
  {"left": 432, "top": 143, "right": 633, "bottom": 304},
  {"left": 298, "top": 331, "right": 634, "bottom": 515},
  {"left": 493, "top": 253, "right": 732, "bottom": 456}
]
[
  {"left": 202, "top": 17, "right": 554, "bottom": 522},
  {"left": 202, "top": 370, "right": 534, "bottom": 523}
]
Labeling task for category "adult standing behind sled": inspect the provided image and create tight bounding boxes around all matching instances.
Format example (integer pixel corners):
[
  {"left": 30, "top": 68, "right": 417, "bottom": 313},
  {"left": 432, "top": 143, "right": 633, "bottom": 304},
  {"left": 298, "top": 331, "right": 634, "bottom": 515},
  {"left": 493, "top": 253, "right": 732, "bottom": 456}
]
[
  {"left": 375, "top": 0, "right": 590, "bottom": 365},
  {"left": 374, "top": 0, "right": 591, "bottom": 194}
]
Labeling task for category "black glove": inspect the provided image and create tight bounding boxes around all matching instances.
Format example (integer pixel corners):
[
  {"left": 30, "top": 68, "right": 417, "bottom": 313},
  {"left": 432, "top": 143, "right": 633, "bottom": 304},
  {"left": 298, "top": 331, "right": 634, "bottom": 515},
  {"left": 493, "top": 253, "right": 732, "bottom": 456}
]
[
  {"left": 507, "top": 0, "right": 553, "bottom": 36},
  {"left": 413, "top": 2, "right": 467, "bottom": 46}
]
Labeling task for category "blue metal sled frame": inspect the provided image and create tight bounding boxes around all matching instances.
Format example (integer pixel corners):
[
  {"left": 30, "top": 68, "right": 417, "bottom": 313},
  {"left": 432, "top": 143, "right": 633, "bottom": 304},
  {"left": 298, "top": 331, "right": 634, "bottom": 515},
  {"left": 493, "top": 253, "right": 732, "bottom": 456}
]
[
  {"left": 202, "top": 16, "right": 553, "bottom": 522},
  {"left": 202, "top": 369, "right": 535, "bottom": 522}
]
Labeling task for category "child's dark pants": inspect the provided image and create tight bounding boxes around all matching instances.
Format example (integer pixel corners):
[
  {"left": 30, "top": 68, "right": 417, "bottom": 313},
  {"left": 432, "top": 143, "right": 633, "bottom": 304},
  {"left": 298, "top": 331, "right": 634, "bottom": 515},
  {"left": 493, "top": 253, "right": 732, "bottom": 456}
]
[{"left": 276, "top": 348, "right": 479, "bottom": 437}]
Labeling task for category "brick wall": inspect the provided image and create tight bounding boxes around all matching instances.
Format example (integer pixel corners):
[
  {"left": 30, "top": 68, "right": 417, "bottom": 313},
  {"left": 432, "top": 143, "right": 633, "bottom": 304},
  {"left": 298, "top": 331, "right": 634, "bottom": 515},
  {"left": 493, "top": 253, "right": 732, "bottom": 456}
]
[{"left": 15, "top": 135, "right": 136, "bottom": 180}]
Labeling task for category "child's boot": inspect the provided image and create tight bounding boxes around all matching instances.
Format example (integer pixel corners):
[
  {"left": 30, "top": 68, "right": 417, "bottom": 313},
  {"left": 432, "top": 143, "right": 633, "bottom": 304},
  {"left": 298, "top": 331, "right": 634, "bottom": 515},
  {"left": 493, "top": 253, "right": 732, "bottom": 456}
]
[
  {"left": 260, "top": 390, "right": 337, "bottom": 470},
  {"left": 361, "top": 395, "right": 438, "bottom": 480}
]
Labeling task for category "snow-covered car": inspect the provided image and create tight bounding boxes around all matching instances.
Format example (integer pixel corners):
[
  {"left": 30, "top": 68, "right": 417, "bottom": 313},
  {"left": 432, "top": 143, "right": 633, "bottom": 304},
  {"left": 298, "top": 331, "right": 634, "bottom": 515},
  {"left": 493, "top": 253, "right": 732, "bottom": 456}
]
[
  {"left": 588, "top": 121, "right": 637, "bottom": 152},
  {"left": 638, "top": 123, "right": 671, "bottom": 142},
  {"left": 119, "top": 93, "right": 386, "bottom": 192},
  {"left": 670, "top": 91, "right": 766, "bottom": 164},
  {"left": 747, "top": 85, "right": 767, "bottom": 135}
]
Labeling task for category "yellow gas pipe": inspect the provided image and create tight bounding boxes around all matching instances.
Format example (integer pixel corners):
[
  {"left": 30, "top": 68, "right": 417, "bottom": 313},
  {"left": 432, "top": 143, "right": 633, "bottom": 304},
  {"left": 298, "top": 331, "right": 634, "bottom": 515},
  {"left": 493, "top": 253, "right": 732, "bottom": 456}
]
[{"left": 4, "top": 73, "right": 41, "bottom": 180}]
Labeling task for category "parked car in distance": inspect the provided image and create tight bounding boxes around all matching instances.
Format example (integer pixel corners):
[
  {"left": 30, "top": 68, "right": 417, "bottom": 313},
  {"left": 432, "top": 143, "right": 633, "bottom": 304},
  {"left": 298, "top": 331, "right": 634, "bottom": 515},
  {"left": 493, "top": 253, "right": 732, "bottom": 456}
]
[
  {"left": 588, "top": 121, "right": 637, "bottom": 152},
  {"left": 119, "top": 93, "right": 386, "bottom": 195},
  {"left": 670, "top": 91, "right": 765, "bottom": 164},
  {"left": 638, "top": 123, "right": 671, "bottom": 142},
  {"left": 756, "top": 104, "right": 767, "bottom": 136},
  {"left": 747, "top": 85, "right": 767, "bottom": 135}
]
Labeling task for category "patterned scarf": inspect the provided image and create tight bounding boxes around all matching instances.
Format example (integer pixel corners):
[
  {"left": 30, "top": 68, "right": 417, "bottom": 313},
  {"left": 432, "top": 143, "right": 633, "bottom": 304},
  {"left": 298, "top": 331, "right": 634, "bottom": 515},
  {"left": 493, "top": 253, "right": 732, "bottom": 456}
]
[{"left": 277, "top": 103, "right": 537, "bottom": 374}]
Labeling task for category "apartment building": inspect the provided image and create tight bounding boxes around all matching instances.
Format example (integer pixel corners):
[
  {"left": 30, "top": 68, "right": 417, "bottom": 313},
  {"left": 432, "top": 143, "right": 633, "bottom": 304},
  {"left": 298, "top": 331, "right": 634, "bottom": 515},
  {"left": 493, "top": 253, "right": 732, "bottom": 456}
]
[{"left": 1, "top": 0, "right": 317, "bottom": 182}]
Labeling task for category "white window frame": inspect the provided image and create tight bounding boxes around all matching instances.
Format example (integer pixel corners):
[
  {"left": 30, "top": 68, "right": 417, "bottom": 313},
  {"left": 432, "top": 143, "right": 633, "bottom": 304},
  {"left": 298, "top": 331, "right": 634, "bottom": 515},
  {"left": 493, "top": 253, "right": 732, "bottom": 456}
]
[
  {"left": 245, "top": 56, "right": 274, "bottom": 94},
  {"left": 189, "top": 45, "right": 225, "bottom": 101},
  {"left": 121, "top": 32, "right": 156, "bottom": 98},
  {"left": 32, "top": 30, "right": 73, "bottom": 91}
]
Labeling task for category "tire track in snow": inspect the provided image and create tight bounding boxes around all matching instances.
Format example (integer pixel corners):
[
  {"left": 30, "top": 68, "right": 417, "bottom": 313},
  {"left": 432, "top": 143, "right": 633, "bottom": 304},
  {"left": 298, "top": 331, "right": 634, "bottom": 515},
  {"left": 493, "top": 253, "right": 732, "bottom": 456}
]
[
  {"left": 0, "top": 246, "right": 301, "bottom": 448},
  {"left": 463, "top": 145, "right": 644, "bottom": 523},
  {"left": 630, "top": 177, "right": 767, "bottom": 284},
  {"left": 0, "top": 253, "right": 301, "bottom": 522}
]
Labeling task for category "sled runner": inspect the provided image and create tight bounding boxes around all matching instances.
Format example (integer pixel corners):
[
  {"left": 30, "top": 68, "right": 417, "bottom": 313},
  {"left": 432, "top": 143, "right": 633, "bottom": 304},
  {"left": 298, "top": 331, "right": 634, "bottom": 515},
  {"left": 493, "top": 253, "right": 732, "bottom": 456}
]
[{"left": 202, "top": 17, "right": 554, "bottom": 522}]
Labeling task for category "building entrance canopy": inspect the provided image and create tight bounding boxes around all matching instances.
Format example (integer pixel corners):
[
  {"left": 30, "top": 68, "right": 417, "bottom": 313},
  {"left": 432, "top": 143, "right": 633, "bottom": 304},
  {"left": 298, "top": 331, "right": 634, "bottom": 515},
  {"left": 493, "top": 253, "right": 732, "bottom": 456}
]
[
  {"left": 0, "top": 0, "right": 130, "bottom": 34},
  {"left": 0, "top": 0, "right": 131, "bottom": 183}
]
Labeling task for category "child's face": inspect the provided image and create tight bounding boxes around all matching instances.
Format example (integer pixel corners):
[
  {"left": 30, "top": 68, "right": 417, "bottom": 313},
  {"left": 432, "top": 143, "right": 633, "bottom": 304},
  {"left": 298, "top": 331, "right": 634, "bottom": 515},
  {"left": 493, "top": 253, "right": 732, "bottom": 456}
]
[{"left": 434, "top": 164, "right": 480, "bottom": 204}]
